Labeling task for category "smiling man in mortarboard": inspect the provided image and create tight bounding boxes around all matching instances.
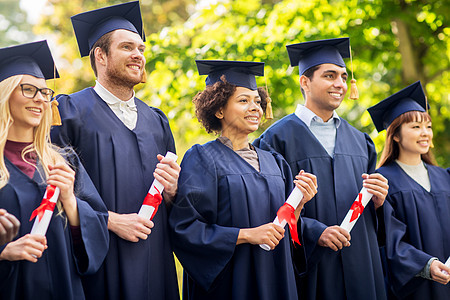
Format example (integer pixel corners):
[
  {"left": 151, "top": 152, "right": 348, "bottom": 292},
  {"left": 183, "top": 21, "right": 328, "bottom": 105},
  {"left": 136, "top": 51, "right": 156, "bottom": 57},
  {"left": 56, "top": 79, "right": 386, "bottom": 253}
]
[
  {"left": 50, "top": 2, "right": 180, "bottom": 299},
  {"left": 254, "top": 38, "right": 389, "bottom": 300}
]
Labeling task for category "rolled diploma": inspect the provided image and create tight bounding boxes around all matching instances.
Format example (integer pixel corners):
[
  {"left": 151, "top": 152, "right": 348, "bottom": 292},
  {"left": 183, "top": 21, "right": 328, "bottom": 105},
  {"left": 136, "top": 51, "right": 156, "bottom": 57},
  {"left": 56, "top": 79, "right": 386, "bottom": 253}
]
[
  {"left": 339, "top": 187, "right": 372, "bottom": 232},
  {"left": 260, "top": 187, "right": 304, "bottom": 251},
  {"left": 30, "top": 186, "right": 60, "bottom": 236},
  {"left": 138, "top": 151, "right": 178, "bottom": 220},
  {"left": 442, "top": 257, "right": 450, "bottom": 275}
]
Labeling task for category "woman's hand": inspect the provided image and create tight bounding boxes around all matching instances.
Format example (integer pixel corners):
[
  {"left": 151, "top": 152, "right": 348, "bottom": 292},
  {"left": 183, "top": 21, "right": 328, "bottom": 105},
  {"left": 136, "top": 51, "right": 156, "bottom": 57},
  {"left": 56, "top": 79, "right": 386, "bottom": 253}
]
[
  {"left": 0, "top": 209, "right": 20, "bottom": 245},
  {"left": 237, "top": 223, "right": 285, "bottom": 250},
  {"left": 362, "top": 173, "right": 389, "bottom": 210},
  {"left": 0, "top": 234, "right": 47, "bottom": 262},
  {"left": 47, "top": 163, "right": 79, "bottom": 226},
  {"left": 294, "top": 170, "right": 318, "bottom": 213}
]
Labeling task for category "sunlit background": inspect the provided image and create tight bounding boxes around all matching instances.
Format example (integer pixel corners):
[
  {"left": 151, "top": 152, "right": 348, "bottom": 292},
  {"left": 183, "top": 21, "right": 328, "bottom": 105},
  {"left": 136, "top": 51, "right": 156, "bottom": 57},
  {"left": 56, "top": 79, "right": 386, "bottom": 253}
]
[{"left": 2, "top": 0, "right": 449, "bottom": 294}]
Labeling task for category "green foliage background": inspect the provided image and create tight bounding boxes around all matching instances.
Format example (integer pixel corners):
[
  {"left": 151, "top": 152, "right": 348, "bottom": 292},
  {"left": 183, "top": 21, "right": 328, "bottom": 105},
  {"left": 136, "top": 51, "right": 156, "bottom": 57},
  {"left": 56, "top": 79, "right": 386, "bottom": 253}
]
[{"left": 29, "top": 0, "right": 449, "bottom": 166}]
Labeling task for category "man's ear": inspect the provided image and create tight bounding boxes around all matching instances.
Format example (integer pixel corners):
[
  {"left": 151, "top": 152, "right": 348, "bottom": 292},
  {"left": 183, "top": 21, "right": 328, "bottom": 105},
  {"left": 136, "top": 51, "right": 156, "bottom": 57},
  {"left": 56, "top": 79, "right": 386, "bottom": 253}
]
[
  {"left": 95, "top": 47, "right": 107, "bottom": 67},
  {"left": 299, "top": 75, "right": 310, "bottom": 93}
]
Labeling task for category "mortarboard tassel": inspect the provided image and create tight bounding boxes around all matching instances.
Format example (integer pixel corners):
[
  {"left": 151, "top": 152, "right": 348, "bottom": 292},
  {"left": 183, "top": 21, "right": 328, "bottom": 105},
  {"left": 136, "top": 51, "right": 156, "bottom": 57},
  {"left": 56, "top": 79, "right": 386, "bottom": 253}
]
[
  {"left": 265, "top": 96, "right": 273, "bottom": 120},
  {"left": 349, "top": 45, "right": 359, "bottom": 100},
  {"left": 141, "top": 68, "right": 147, "bottom": 83},
  {"left": 51, "top": 64, "right": 61, "bottom": 126},
  {"left": 264, "top": 76, "right": 273, "bottom": 119},
  {"left": 51, "top": 99, "right": 62, "bottom": 126}
]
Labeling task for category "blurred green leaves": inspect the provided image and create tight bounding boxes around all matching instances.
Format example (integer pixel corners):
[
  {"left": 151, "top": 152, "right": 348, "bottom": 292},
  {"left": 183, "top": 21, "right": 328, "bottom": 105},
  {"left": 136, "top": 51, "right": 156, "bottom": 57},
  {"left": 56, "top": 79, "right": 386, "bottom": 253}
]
[{"left": 31, "top": 0, "right": 448, "bottom": 165}]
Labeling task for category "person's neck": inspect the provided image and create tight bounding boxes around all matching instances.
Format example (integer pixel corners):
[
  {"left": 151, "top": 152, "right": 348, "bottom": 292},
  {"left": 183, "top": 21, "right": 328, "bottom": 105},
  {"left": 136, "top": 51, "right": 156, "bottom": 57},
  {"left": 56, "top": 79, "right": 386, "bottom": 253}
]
[
  {"left": 220, "top": 131, "right": 249, "bottom": 150},
  {"left": 304, "top": 102, "right": 333, "bottom": 122},
  {"left": 97, "top": 78, "right": 134, "bottom": 101},
  {"left": 397, "top": 152, "right": 422, "bottom": 166},
  {"left": 7, "top": 127, "right": 33, "bottom": 143}
]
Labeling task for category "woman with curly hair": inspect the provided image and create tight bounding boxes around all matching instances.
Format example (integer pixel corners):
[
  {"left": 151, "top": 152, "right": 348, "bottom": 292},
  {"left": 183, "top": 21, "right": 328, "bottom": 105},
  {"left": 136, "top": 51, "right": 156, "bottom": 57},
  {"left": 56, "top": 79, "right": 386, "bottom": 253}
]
[
  {"left": 169, "top": 60, "right": 318, "bottom": 300},
  {"left": 0, "top": 41, "right": 109, "bottom": 299},
  {"left": 368, "top": 81, "right": 450, "bottom": 300}
]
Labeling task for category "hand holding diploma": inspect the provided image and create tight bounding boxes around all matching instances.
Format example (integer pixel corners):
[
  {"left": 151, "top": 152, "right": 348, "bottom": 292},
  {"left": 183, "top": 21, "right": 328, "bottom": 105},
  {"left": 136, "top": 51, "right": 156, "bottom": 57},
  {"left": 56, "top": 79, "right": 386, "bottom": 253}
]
[
  {"left": 362, "top": 173, "right": 389, "bottom": 210},
  {"left": 430, "top": 259, "right": 450, "bottom": 284},
  {"left": 339, "top": 187, "right": 373, "bottom": 233},
  {"left": 320, "top": 187, "right": 372, "bottom": 251},
  {"left": 30, "top": 185, "right": 60, "bottom": 236},
  {"left": 260, "top": 171, "right": 317, "bottom": 251},
  {"left": 109, "top": 154, "right": 178, "bottom": 242},
  {"left": 0, "top": 234, "right": 47, "bottom": 262},
  {"left": 339, "top": 173, "right": 388, "bottom": 232},
  {"left": 138, "top": 152, "right": 179, "bottom": 220},
  {"left": 440, "top": 257, "right": 450, "bottom": 276}
]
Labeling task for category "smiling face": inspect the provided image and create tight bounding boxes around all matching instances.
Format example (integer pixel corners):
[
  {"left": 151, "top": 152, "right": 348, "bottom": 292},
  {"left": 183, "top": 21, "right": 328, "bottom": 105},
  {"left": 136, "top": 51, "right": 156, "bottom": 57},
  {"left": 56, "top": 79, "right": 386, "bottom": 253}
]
[
  {"left": 103, "top": 29, "right": 146, "bottom": 88},
  {"left": 300, "top": 63, "right": 348, "bottom": 121},
  {"left": 217, "top": 86, "right": 263, "bottom": 138},
  {"left": 395, "top": 118, "right": 433, "bottom": 164},
  {"left": 8, "top": 75, "right": 49, "bottom": 141}
]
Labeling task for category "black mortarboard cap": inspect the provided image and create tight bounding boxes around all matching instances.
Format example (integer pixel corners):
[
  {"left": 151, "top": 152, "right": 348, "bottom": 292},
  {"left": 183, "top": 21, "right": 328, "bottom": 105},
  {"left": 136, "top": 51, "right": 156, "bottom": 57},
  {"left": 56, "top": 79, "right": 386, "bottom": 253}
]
[
  {"left": 196, "top": 60, "right": 264, "bottom": 90},
  {"left": 71, "top": 1, "right": 145, "bottom": 57},
  {"left": 0, "top": 40, "right": 59, "bottom": 82},
  {"left": 286, "top": 37, "right": 350, "bottom": 75},
  {"left": 368, "top": 81, "right": 428, "bottom": 132}
]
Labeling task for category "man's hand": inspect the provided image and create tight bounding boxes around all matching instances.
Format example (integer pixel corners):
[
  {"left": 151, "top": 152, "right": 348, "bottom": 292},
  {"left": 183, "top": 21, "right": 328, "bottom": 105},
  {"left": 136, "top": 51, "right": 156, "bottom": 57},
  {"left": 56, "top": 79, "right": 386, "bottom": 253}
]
[
  {"left": 108, "top": 211, "right": 154, "bottom": 242},
  {"left": 237, "top": 223, "right": 285, "bottom": 250},
  {"left": 430, "top": 260, "right": 450, "bottom": 285},
  {"left": 318, "top": 225, "right": 351, "bottom": 251},
  {"left": 154, "top": 154, "right": 181, "bottom": 202}
]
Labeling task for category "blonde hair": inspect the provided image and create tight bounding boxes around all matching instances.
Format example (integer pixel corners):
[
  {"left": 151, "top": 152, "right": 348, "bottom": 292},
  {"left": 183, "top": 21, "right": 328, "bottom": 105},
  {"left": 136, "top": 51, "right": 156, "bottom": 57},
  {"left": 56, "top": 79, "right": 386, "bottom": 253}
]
[{"left": 0, "top": 75, "right": 66, "bottom": 189}]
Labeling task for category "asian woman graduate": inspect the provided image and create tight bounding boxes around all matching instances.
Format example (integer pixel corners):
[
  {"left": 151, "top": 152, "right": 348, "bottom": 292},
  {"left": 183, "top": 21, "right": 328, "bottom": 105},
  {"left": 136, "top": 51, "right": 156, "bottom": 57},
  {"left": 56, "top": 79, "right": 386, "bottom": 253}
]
[
  {"left": 368, "top": 81, "right": 450, "bottom": 300},
  {"left": 0, "top": 41, "right": 109, "bottom": 299},
  {"left": 169, "top": 60, "right": 318, "bottom": 300}
]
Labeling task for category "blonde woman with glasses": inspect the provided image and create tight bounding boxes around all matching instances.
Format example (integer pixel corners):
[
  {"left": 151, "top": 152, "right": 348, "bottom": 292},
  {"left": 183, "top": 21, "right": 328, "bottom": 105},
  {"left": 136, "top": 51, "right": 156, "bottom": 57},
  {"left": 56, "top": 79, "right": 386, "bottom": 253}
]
[{"left": 0, "top": 41, "right": 109, "bottom": 299}]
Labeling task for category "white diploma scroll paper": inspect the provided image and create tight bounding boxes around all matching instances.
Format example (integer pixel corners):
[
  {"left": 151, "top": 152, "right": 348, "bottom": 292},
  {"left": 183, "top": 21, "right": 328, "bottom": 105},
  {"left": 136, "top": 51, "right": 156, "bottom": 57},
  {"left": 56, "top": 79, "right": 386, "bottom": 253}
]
[
  {"left": 260, "top": 187, "right": 304, "bottom": 251},
  {"left": 138, "top": 152, "right": 178, "bottom": 220},
  {"left": 339, "top": 187, "right": 373, "bottom": 233},
  {"left": 30, "top": 185, "right": 60, "bottom": 236}
]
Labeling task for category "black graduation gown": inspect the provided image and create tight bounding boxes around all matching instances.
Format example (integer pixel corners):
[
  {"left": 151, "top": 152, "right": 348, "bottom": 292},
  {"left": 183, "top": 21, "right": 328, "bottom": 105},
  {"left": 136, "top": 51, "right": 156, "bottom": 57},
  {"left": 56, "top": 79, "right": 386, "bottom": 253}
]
[
  {"left": 254, "top": 113, "right": 386, "bottom": 300},
  {"left": 169, "top": 140, "right": 304, "bottom": 300},
  {"left": 378, "top": 162, "right": 450, "bottom": 299},
  {"left": 50, "top": 88, "right": 179, "bottom": 300},
  {"left": 0, "top": 151, "right": 109, "bottom": 300}
]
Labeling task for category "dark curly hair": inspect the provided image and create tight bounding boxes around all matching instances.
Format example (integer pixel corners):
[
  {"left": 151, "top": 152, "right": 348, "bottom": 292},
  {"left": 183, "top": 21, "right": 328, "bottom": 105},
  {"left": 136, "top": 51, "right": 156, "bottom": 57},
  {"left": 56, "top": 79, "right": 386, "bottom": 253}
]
[{"left": 193, "top": 75, "right": 268, "bottom": 134}]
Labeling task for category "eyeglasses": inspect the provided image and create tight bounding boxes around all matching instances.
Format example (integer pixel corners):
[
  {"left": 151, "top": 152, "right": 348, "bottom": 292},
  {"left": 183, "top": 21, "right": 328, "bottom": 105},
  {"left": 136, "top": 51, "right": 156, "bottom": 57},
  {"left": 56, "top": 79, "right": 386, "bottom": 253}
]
[{"left": 20, "top": 84, "right": 55, "bottom": 103}]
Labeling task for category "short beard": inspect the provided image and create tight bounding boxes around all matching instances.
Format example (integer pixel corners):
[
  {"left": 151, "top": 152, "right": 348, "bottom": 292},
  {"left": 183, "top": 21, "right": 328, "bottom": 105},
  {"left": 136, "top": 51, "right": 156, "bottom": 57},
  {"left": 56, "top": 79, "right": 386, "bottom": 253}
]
[{"left": 105, "top": 64, "right": 142, "bottom": 90}]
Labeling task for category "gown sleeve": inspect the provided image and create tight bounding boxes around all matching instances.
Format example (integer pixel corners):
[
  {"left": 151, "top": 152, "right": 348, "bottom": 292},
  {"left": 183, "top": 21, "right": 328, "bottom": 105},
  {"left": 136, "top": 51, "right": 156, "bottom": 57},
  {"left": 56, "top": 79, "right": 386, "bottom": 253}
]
[
  {"left": 66, "top": 148, "right": 109, "bottom": 275},
  {"left": 382, "top": 193, "right": 432, "bottom": 298},
  {"left": 168, "top": 145, "right": 240, "bottom": 291}
]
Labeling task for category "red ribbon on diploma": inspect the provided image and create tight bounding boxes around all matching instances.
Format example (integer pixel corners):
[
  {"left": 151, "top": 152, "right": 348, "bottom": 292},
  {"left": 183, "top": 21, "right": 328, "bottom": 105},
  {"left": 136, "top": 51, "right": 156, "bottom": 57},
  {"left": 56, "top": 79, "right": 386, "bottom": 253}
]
[
  {"left": 276, "top": 202, "right": 301, "bottom": 245},
  {"left": 350, "top": 193, "right": 364, "bottom": 222},
  {"left": 30, "top": 185, "right": 57, "bottom": 222},
  {"left": 142, "top": 187, "right": 162, "bottom": 219}
]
